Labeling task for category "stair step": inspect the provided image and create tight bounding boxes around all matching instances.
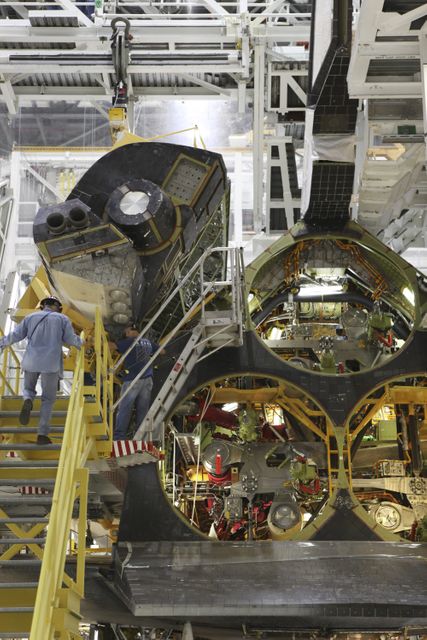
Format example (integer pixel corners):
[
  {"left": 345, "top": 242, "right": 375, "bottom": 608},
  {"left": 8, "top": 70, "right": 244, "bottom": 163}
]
[
  {"left": 0, "top": 517, "right": 48, "bottom": 524},
  {"left": 0, "top": 582, "right": 38, "bottom": 588},
  {"left": 0, "top": 461, "right": 58, "bottom": 468},
  {"left": 0, "top": 495, "right": 52, "bottom": 504},
  {"left": 0, "top": 427, "right": 64, "bottom": 434},
  {"left": 0, "top": 467, "right": 58, "bottom": 480},
  {"left": 0, "top": 444, "right": 61, "bottom": 451},
  {"left": 0, "top": 479, "right": 54, "bottom": 486},
  {"left": 0, "top": 538, "right": 45, "bottom": 544},
  {"left": 0, "top": 411, "right": 67, "bottom": 418},
  {"left": 0, "top": 559, "right": 41, "bottom": 566}
]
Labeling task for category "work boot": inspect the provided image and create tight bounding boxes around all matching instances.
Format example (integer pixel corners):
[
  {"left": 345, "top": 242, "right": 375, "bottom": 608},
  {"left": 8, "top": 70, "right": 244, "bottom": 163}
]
[
  {"left": 19, "top": 399, "right": 33, "bottom": 425},
  {"left": 36, "top": 434, "right": 52, "bottom": 445}
]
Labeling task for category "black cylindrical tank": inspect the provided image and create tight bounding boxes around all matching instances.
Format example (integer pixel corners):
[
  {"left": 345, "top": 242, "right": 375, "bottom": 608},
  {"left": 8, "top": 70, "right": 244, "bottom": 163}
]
[{"left": 105, "top": 178, "right": 175, "bottom": 251}]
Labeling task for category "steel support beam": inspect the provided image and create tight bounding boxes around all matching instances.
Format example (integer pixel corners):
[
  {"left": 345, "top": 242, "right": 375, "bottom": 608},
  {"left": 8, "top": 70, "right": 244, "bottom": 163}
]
[
  {"left": 179, "top": 73, "right": 232, "bottom": 97},
  {"left": 252, "top": 41, "right": 265, "bottom": 233},
  {"left": 196, "top": 0, "right": 228, "bottom": 16},
  {"left": 56, "top": 0, "right": 104, "bottom": 27},
  {"left": 4, "top": 86, "right": 241, "bottom": 104},
  {"left": 421, "top": 30, "right": 427, "bottom": 162},
  {"left": 380, "top": 5, "right": 427, "bottom": 34},
  {"left": 0, "top": 75, "right": 17, "bottom": 115},
  {"left": 232, "top": 151, "right": 243, "bottom": 246},
  {"left": 25, "top": 165, "right": 62, "bottom": 201}
]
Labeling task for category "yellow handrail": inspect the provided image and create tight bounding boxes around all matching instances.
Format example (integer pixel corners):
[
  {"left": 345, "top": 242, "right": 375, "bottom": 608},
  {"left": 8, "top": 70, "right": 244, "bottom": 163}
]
[
  {"left": 0, "top": 327, "right": 21, "bottom": 396},
  {"left": 30, "top": 333, "right": 87, "bottom": 639},
  {"left": 30, "top": 306, "right": 114, "bottom": 638},
  {"left": 93, "top": 307, "right": 114, "bottom": 442}
]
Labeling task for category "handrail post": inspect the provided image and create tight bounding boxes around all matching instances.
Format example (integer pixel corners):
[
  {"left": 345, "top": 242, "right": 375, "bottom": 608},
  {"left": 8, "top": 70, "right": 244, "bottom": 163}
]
[
  {"left": 95, "top": 309, "right": 102, "bottom": 409},
  {"left": 30, "top": 333, "right": 86, "bottom": 640},
  {"left": 112, "top": 247, "right": 216, "bottom": 372}
]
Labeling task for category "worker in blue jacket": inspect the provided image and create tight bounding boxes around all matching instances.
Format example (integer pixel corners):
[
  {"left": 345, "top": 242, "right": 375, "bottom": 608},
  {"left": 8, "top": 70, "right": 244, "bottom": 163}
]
[
  {"left": 113, "top": 323, "right": 164, "bottom": 441},
  {"left": 0, "top": 296, "right": 82, "bottom": 445}
]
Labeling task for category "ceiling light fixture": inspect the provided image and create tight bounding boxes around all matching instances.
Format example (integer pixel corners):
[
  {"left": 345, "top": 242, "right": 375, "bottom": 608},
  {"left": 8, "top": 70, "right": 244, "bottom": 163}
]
[
  {"left": 222, "top": 402, "right": 238, "bottom": 412},
  {"left": 298, "top": 284, "right": 343, "bottom": 298},
  {"left": 402, "top": 286, "right": 415, "bottom": 305}
]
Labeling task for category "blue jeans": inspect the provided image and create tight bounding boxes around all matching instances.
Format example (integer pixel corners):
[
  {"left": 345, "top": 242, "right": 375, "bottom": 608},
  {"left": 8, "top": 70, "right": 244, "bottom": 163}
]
[
  {"left": 23, "top": 370, "right": 59, "bottom": 436},
  {"left": 114, "top": 377, "right": 153, "bottom": 440}
]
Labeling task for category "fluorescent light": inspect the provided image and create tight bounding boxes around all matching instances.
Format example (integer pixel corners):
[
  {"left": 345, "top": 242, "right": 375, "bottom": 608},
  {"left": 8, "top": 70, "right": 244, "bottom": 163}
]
[
  {"left": 272, "top": 408, "right": 283, "bottom": 425},
  {"left": 402, "top": 286, "right": 415, "bottom": 305},
  {"left": 298, "top": 285, "right": 343, "bottom": 298},
  {"left": 269, "top": 327, "right": 282, "bottom": 340},
  {"left": 222, "top": 402, "right": 238, "bottom": 412}
]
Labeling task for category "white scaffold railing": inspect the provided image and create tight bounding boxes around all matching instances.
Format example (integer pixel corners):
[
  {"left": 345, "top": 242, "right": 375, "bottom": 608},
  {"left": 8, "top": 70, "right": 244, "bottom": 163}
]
[{"left": 112, "top": 246, "right": 246, "bottom": 417}]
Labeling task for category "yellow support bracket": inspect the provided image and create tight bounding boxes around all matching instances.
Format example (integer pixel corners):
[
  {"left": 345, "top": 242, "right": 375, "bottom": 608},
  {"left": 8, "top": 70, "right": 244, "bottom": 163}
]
[
  {"left": 350, "top": 393, "right": 387, "bottom": 441},
  {"left": 278, "top": 396, "right": 327, "bottom": 441}
]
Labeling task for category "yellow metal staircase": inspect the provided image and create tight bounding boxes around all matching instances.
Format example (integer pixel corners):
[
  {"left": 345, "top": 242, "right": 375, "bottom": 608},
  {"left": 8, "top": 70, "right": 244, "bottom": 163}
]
[{"left": 0, "top": 308, "right": 113, "bottom": 639}]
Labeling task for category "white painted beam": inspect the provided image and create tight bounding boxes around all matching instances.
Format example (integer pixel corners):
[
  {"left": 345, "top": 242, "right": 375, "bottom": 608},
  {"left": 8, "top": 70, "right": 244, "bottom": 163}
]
[
  {"left": 196, "top": 0, "right": 228, "bottom": 16},
  {"left": 349, "top": 82, "right": 422, "bottom": 99},
  {"left": 178, "top": 73, "right": 231, "bottom": 97},
  {"left": 9, "top": 2, "right": 28, "bottom": 19},
  {"left": 6, "top": 86, "right": 242, "bottom": 103},
  {"left": 421, "top": 32, "right": 427, "bottom": 163},
  {"left": 0, "top": 24, "right": 237, "bottom": 44},
  {"left": 0, "top": 76, "right": 17, "bottom": 115},
  {"left": 237, "top": 80, "right": 246, "bottom": 113},
  {"left": 252, "top": 0, "right": 286, "bottom": 27},
  {"left": 90, "top": 101, "right": 110, "bottom": 119},
  {"left": 286, "top": 74, "right": 306, "bottom": 105},
  {"left": 96, "top": 72, "right": 112, "bottom": 95},
  {"left": 0, "top": 22, "right": 308, "bottom": 45},
  {"left": 59, "top": 121, "right": 110, "bottom": 146},
  {"left": 55, "top": 0, "right": 95, "bottom": 26},
  {"left": 0, "top": 62, "right": 243, "bottom": 74},
  {"left": 380, "top": 6, "right": 427, "bottom": 34},
  {"left": 25, "top": 165, "right": 62, "bottom": 201},
  {"left": 252, "top": 42, "right": 265, "bottom": 233},
  {"left": 355, "top": 42, "right": 419, "bottom": 57},
  {"left": 35, "top": 115, "right": 47, "bottom": 145}
]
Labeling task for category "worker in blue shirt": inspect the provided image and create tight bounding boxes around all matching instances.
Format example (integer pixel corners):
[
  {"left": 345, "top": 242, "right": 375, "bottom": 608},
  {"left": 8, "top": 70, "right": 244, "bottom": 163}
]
[
  {"left": 113, "top": 323, "right": 163, "bottom": 441},
  {"left": 0, "top": 296, "right": 82, "bottom": 445}
]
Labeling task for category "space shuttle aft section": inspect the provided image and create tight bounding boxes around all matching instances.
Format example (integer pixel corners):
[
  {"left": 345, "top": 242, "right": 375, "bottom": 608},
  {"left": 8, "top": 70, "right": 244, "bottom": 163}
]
[
  {"left": 110, "top": 0, "right": 427, "bottom": 634},
  {"left": 33, "top": 142, "right": 229, "bottom": 337},
  {"left": 26, "top": 1, "right": 427, "bottom": 635}
]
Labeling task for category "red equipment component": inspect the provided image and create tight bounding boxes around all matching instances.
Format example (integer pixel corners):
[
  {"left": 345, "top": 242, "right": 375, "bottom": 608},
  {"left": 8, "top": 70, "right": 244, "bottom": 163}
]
[
  {"left": 409, "top": 520, "right": 418, "bottom": 542},
  {"left": 187, "top": 397, "right": 238, "bottom": 429},
  {"left": 375, "top": 330, "right": 393, "bottom": 347},
  {"left": 261, "top": 422, "right": 289, "bottom": 440},
  {"left": 207, "top": 470, "right": 232, "bottom": 485},
  {"left": 215, "top": 452, "right": 222, "bottom": 475},
  {"left": 298, "top": 477, "right": 321, "bottom": 495}
]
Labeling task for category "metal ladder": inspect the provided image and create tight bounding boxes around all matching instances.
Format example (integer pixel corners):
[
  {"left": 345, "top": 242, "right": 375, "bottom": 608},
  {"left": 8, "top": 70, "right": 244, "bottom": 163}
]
[
  {"left": 0, "top": 308, "right": 114, "bottom": 639},
  {"left": 0, "top": 396, "right": 77, "bottom": 639},
  {"left": 113, "top": 246, "right": 247, "bottom": 442}
]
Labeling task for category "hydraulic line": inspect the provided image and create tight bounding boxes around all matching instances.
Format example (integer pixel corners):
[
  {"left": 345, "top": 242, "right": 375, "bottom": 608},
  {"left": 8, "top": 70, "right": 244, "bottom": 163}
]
[
  {"left": 190, "top": 389, "right": 212, "bottom": 526},
  {"left": 110, "top": 17, "right": 132, "bottom": 108},
  {"left": 407, "top": 411, "right": 423, "bottom": 474},
  {"left": 252, "top": 291, "right": 409, "bottom": 339}
]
